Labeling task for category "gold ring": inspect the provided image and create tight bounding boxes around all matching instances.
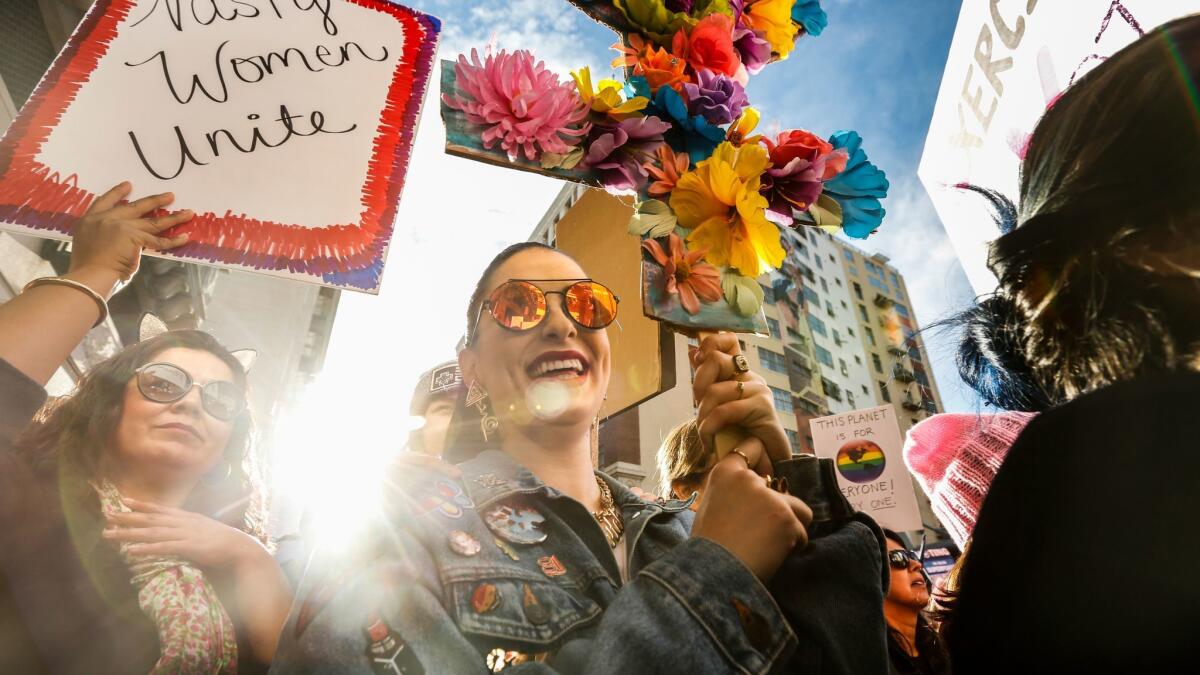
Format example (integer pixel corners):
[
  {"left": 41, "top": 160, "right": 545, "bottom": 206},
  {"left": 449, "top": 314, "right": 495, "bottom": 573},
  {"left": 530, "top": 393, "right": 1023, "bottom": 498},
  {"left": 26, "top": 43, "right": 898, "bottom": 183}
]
[
  {"left": 763, "top": 474, "right": 774, "bottom": 489},
  {"left": 737, "top": 381, "right": 745, "bottom": 399},
  {"left": 732, "top": 354, "right": 750, "bottom": 374},
  {"left": 731, "top": 449, "right": 751, "bottom": 467}
]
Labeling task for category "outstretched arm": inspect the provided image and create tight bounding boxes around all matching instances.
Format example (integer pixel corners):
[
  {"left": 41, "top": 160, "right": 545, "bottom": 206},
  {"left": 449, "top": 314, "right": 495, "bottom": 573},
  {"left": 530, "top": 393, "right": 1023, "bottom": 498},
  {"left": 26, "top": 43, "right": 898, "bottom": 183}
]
[{"left": 0, "top": 182, "right": 191, "bottom": 384}]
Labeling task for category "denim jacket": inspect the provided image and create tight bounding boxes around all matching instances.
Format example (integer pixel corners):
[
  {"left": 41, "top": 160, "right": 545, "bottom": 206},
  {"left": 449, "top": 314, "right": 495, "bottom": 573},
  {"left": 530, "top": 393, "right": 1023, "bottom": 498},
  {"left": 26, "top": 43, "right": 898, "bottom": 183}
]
[{"left": 272, "top": 450, "right": 888, "bottom": 674}]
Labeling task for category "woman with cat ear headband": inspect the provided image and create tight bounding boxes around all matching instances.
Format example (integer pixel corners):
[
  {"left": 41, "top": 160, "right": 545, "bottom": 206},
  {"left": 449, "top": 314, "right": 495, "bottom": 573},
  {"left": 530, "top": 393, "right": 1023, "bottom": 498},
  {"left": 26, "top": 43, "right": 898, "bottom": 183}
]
[{"left": 0, "top": 182, "right": 290, "bottom": 674}]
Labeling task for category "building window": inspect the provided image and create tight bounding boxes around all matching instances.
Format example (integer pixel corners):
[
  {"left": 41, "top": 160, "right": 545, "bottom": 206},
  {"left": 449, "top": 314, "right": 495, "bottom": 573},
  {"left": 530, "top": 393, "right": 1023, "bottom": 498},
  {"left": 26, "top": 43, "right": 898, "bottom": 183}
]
[
  {"left": 854, "top": 355, "right": 862, "bottom": 365},
  {"left": 862, "top": 384, "right": 870, "bottom": 396},
  {"left": 808, "top": 314, "right": 827, "bottom": 337},
  {"left": 865, "top": 326, "right": 876, "bottom": 346},
  {"left": 826, "top": 301, "right": 835, "bottom": 318},
  {"left": 853, "top": 282, "right": 863, "bottom": 300},
  {"left": 838, "top": 359, "right": 849, "bottom": 377},
  {"left": 894, "top": 303, "right": 910, "bottom": 318},
  {"left": 858, "top": 304, "right": 869, "bottom": 322},
  {"left": 795, "top": 242, "right": 809, "bottom": 258},
  {"left": 760, "top": 283, "right": 776, "bottom": 304},
  {"left": 846, "top": 390, "right": 856, "bottom": 408},
  {"left": 799, "top": 264, "right": 815, "bottom": 283},
  {"left": 814, "top": 345, "right": 834, "bottom": 368},
  {"left": 832, "top": 328, "right": 842, "bottom": 346},
  {"left": 879, "top": 381, "right": 892, "bottom": 403},
  {"left": 820, "top": 277, "right": 829, "bottom": 293},
  {"left": 836, "top": 278, "right": 843, "bottom": 287},
  {"left": 848, "top": 265, "right": 858, "bottom": 277},
  {"left": 803, "top": 287, "right": 820, "bottom": 307},
  {"left": 844, "top": 249, "right": 856, "bottom": 263},
  {"left": 821, "top": 377, "right": 843, "bottom": 402},
  {"left": 848, "top": 327, "right": 856, "bottom": 337},
  {"left": 739, "top": 339, "right": 747, "bottom": 352},
  {"left": 829, "top": 254, "right": 836, "bottom": 263},
  {"left": 785, "top": 428, "right": 802, "bottom": 454},
  {"left": 890, "top": 271, "right": 900, "bottom": 287},
  {"left": 869, "top": 276, "right": 889, "bottom": 293},
  {"left": 766, "top": 317, "right": 781, "bottom": 340},
  {"left": 758, "top": 347, "right": 787, "bottom": 374},
  {"left": 787, "top": 326, "right": 803, "bottom": 341},
  {"left": 872, "top": 353, "right": 883, "bottom": 373},
  {"left": 771, "top": 386, "right": 794, "bottom": 414}
]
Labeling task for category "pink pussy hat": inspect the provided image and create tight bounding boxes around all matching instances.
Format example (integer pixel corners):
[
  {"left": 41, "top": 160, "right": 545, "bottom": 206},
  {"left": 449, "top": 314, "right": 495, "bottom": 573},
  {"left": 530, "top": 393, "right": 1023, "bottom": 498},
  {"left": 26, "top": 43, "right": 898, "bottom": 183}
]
[{"left": 903, "top": 412, "right": 1037, "bottom": 549}]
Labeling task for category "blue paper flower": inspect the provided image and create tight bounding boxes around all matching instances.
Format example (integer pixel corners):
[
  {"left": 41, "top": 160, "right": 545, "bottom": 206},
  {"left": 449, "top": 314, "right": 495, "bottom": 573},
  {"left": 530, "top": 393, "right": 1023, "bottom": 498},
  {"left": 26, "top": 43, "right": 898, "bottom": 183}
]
[
  {"left": 629, "top": 76, "right": 726, "bottom": 164},
  {"left": 792, "top": 0, "right": 828, "bottom": 37},
  {"left": 823, "top": 130, "right": 889, "bottom": 239}
]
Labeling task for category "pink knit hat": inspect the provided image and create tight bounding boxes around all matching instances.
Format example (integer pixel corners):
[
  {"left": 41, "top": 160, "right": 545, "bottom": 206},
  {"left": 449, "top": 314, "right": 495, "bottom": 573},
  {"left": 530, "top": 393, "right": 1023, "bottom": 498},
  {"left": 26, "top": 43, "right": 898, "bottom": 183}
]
[{"left": 902, "top": 412, "right": 1037, "bottom": 548}]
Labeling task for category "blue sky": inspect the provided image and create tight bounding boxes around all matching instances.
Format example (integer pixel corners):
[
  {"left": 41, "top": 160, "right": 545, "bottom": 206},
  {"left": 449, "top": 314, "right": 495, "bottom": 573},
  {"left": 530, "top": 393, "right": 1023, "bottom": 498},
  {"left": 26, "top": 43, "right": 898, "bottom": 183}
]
[{"left": 320, "top": 0, "right": 984, "bottom": 420}]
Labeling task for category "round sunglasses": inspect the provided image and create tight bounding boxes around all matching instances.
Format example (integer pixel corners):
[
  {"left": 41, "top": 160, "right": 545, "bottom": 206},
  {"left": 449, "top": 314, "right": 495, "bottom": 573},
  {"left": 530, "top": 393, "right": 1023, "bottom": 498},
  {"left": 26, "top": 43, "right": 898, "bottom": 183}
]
[
  {"left": 470, "top": 279, "right": 619, "bottom": 343},
  {"left": 135, "top": 362, "right": 246, "bottom": 421}
]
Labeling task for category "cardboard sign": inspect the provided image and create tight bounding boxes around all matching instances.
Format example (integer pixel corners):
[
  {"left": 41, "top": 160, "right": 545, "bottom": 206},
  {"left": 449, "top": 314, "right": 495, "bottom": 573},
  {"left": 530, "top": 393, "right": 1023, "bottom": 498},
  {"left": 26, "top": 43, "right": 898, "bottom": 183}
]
[
  {"left": 0, "top": 0, "right": 440, "bottom": 292},
  {"left": 809, "top": 404, "right": 922, "bottom": 532},
  {"left": 918, "top": 0, "right": 1195, "bottom": 294}
]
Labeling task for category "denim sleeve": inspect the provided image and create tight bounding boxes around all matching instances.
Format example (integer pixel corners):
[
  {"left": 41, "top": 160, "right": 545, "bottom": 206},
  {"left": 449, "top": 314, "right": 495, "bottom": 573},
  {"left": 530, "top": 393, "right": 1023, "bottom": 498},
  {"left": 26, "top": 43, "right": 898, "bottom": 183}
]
[
  {"left": 767, "top": 456, "right": 891, "bottom": 675},
  {"left": 275, "top": 513, "right": 798, "bottom": 674}
]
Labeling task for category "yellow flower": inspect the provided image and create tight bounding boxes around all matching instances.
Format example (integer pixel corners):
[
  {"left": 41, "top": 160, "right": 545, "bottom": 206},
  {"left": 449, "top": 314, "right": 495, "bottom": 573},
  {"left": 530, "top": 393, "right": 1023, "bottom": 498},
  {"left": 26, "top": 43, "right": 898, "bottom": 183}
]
[
  {"left": 726, "top": 107, "right": 764, "bottom": 146},
  {"left": 744, "top": 0, "right": 800, "bottom": 60},
  {"left": 571, "top": 67, "right": 649, "bottom": 120},
  {"left": 670, "top": 142, "right": 784, "bottom": 276}
]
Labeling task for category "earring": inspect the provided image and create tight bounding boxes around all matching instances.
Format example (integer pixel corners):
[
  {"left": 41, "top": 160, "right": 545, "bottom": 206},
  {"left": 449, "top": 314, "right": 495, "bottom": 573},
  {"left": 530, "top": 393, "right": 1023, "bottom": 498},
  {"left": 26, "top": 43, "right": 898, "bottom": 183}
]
[
  {"left": 466, "top": 380, "right": 500, "bottom": 443},
  {"left": 590, "top": 416, "right": 600, "bottom": 468}
]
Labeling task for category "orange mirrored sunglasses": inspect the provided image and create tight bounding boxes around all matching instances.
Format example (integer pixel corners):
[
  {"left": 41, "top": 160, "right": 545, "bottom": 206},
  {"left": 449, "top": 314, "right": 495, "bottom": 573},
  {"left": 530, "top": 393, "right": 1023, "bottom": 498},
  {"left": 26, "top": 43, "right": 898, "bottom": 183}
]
[{"left": 471, "top": 279, "right": 619, "bottom": 342}]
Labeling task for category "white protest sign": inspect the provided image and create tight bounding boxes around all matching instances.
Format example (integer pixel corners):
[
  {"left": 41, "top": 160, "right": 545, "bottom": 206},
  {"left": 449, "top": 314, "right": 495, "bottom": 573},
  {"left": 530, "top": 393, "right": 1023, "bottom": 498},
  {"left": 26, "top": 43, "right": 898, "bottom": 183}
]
[
  {"left": 918, "top": 0, "right": 1196, "bottom": 294},
  {"left": 810, "top": 404, "right": 922, "bottom": 532},
  {"left": 0, "top": 0, "right": 440, "bottom": 292}
]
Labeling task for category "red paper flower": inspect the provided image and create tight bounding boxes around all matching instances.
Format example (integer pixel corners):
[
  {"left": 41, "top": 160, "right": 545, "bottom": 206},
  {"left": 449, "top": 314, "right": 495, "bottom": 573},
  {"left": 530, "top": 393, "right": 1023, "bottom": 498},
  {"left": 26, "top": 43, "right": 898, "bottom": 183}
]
[
  {"left": 643, "top": 233, "right": 722, "bottom": 315},
  {"left": 673, "top": 14, "right": 743, "bottom": 80}
]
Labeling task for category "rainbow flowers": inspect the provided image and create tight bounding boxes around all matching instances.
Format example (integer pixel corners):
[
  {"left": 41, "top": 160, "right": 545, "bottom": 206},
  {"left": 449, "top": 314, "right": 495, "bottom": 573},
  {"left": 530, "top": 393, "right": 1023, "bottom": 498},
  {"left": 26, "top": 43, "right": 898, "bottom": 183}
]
[{"left": 443, "top": 0, "right": 889, "bottom": 320}]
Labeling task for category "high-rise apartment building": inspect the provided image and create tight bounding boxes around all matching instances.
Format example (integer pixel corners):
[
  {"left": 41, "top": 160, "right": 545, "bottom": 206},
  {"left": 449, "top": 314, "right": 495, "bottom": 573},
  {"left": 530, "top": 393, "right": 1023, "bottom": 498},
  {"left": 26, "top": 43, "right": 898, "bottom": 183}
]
[{"left": 533, "top": 186, "right": 946, "bottom": 534}]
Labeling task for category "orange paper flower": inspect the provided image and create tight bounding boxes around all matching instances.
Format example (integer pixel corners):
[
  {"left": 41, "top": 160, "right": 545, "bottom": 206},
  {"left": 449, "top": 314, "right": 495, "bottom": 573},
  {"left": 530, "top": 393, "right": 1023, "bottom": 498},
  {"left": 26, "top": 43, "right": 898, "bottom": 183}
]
[
  {"left": 612, "top": 35, "right": 690, "bottom": 94},
  {"left": 644, "top": 146, "right": 691, "bottom": 197},
  {"left": 643, "top": 233, "right": 723, "bottom": 315}
]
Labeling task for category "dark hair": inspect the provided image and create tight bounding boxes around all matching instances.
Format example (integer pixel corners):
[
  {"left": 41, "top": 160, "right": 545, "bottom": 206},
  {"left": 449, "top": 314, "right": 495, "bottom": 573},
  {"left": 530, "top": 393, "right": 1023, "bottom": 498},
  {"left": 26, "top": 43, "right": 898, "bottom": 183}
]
[
  {"left": 464, "top": 241, "right": 562, "bottom": 347},
  {"left": 957, "top": 17, "right": 1200, "bottom": 408},
  {"left": 446, "top": 241, "right": 574, "bottom": 463},
  {"left": 13, "top": 330, "right": 267, "bottom": 542}
]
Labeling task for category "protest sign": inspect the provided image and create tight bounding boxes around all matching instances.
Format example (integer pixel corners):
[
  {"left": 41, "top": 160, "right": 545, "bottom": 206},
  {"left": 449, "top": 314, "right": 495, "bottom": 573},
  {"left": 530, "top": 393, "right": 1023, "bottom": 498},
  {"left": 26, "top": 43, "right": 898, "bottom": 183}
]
[
  {"left": 810, "top": 404, "right": 922, "bottom": 532},
  {"left": 0, "top": 0, "right": 440, "bottom": 292},
  {"left": 918, "top": 0, "right": 1197, "bottom": 294}
]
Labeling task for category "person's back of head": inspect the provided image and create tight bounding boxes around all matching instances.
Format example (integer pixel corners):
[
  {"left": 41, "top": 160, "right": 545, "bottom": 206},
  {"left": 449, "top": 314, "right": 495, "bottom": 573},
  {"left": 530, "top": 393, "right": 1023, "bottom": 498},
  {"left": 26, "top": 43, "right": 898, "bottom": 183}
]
[
  {"left": 656, "top": 419, "right": 706, "bottom": 502},
  {"left": 960, "top": 16, "right": 1200, "bottom": 408}
]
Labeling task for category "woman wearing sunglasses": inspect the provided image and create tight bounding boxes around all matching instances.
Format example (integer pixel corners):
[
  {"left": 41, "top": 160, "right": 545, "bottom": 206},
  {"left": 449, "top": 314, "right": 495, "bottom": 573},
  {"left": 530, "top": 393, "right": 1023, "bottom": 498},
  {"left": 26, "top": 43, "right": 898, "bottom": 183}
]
[
  {"left": 277, "top": 241, "right": 891, "bottom": 673},
  {"left": 882, "top": 530, "right": 949, "bottom": 675},
  {"left": 0, "top": 182, "right": 291, "bottom": 674}
]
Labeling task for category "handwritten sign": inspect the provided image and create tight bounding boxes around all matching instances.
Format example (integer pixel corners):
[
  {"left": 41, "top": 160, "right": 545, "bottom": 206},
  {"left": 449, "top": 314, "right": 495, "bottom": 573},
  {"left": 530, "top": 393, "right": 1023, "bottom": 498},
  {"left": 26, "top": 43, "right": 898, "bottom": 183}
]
[
  {"left": 0, "top": 0, "right": 440, "bottom": 292},
  {"left": 809, "top": 404, "right": 922, "bottom": 532},
  {"left": 918, "top": 0, "right": 1195, "bottom": 294}
]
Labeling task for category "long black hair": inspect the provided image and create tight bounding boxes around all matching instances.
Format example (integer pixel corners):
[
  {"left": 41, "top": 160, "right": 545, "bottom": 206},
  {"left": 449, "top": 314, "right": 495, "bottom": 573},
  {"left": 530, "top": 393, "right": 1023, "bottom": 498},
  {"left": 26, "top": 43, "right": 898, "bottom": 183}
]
[{"left": 954, "top": 16, "right": 1200, "bottom": 409}]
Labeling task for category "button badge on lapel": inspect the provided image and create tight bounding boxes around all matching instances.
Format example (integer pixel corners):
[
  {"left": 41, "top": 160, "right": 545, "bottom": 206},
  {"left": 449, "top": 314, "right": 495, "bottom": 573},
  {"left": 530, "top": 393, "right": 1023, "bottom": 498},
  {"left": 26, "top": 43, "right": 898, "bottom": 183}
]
[
  {"left": 484, "top": 502, "right": 548, "bottom": 545},
  {"left": 364, "top": 613, "right": 424, "bottom": 674}
]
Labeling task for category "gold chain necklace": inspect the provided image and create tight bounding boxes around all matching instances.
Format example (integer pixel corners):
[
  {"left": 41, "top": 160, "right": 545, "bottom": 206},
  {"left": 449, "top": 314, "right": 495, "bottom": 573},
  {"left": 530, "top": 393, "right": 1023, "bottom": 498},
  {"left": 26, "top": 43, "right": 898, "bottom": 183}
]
[{"left": 592, "top": 477, "right": 624, "bottom": 548}]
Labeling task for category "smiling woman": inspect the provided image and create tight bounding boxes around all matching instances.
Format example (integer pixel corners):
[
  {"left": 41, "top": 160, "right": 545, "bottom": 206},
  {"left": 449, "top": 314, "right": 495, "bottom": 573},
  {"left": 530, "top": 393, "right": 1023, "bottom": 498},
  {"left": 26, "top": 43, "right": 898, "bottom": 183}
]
[{"left": 276, "top": 241, "right": 895, "bottom": 674}]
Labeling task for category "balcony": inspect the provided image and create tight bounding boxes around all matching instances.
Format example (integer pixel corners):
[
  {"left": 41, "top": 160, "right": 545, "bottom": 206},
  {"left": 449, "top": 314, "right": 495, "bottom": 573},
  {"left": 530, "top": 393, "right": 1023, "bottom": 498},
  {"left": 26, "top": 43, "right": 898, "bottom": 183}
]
[
  {"left": 902, "top": 395, "right": 923, "bottom": 412},
  {"left": 873, "top": 293, "right": 894, "bottom": 309},
  {"left": 892, "top": 366, "right": 916, "bottom": 383},
  {"left": 887, "top": 345, "right": 907, "bottom": 358}
]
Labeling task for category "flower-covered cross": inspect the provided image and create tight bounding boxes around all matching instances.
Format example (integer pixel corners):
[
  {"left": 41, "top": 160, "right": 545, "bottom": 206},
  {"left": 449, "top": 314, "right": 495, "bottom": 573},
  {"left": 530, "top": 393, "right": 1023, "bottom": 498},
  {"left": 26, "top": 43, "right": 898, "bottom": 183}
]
[{"left": 440, "top": 0, "right": 889, "bottom": 333}]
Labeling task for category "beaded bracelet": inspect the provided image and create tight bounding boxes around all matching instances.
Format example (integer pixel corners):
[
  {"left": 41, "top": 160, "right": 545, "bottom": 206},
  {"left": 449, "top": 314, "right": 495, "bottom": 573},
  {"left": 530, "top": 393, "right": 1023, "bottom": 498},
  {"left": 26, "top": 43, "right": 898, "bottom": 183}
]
[{"left": 22, "top": 277, "right": 110, "bottom": 328}]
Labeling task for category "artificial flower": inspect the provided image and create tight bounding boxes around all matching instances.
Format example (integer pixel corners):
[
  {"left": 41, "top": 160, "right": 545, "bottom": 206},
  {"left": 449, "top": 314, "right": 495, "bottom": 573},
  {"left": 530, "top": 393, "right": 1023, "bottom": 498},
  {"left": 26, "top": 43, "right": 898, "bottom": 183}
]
[
  {"left": 693, "top": 0, "right": 743, "bottom": 21},
  {"left": 682, "top": 69, "right": 749, "bottom": 125},
  {"left": 822, "top": 130, "right": 889, "bottom": 239},
  {"left": 791, "top": 0, "right": 828, "bottom": 37},
  {"left": 612, "top": 35, "right": 690, "bottom": 94},
  {"left": 760, "top": 128, "right": 848, "bottom": 224},
  {"left": 642, "top": 233, "right": 723, "bottom": 315},
  {"left": 582, "top": 116, "right": 672, "bottom": 192},
  {"left": 726, "top": 107, "right": 764, "bottom": 146},
  {"left": 733, "top": 25, "right": 773, "bottom": 74},
  {"left": 744, "top": 0, "right": 800, "bottom": 59},
  {"left": 571, "top": 67, "right": 649, "bottom": 121},
  {"left": 673, "top": 13, "right": 744, "bottom": 80},
  {"left": 442, "top": 49, "right": 590, "bottom": 161},
  {"left": 644, "top": 145, "right": 691, "bottom": 196},
  {"left": 614, "top": 0, "right": 694, "bottom": 44},
  {"left": 670, "top": 141, "right": 784, "bottom": 276},
  {"left": 665, "top": 0, "right": 694, "bottom": 12},
  {"left": 645, "top": 81, "right": 727, "bottom": 163}
]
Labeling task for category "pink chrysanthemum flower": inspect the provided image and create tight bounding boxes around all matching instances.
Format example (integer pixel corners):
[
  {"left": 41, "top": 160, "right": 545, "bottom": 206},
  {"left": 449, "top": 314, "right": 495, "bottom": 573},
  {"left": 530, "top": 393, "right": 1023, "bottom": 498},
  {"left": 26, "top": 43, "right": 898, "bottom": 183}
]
[{"left": 443, "top": 49, "right": 591, "bottom": 162}]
